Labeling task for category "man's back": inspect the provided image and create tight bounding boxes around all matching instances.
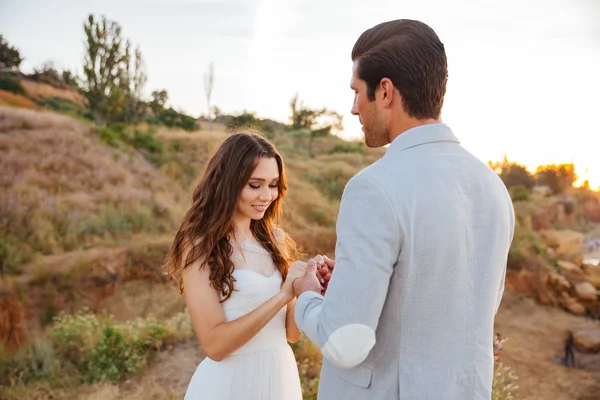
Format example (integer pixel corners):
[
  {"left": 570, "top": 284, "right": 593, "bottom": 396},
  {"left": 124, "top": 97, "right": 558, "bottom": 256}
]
[{"left": 317, "top": 124, "right": 514, "bottom": 399}]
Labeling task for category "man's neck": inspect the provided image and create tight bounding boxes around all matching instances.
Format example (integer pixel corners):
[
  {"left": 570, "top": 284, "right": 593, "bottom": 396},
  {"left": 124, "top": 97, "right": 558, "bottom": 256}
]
[{"left": 389, "top": 117, "right": 442, "bottom": 143}]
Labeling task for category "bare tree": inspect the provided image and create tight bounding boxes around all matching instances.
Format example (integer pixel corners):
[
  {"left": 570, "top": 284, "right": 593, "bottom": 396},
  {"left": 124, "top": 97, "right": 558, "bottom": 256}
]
[{"left": 204, "top": 61, "right": 214, "bottom": 128}]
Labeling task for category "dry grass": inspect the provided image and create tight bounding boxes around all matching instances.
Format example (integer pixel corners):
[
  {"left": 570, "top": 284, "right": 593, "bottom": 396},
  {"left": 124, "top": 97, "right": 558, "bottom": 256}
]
[
  {"left": 0, "top": 106, "right": 185, "bottom": 268},
  {"left": 20, "top": 79, "right": 87, "bottom": 107},
  {"left": 0, "top": 89, "right": 41, "bottom": 110}
]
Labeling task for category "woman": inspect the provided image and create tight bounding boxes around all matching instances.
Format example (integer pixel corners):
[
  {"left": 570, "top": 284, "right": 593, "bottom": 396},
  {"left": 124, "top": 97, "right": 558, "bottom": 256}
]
[{"left": 164, "top": 130, "right": 308, "bottom": 399}]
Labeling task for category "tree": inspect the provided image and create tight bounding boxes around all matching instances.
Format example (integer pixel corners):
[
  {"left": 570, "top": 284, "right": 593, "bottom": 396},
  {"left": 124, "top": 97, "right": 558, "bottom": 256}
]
[
  {"left": 121, "top": 45, "right": 147, "bottom": 124},
  {"left": 289, "top": 93, "right": 343, "bottom": 157},
  {"left": 81, "top": 14, "right": 145, "bottom": 125},
  {"left": 212, "top": 105, "right": 222, "bottom": 120},
  {"left": 150, "top": 89, "right": 169, "bottom": 112},
  {"left": 535, "top": 163, "right": 577, "bottom": 194},
  {"left": 0, "top": 35, "right": 23, "bottom": 71},
  {"left": 31, "top": 61, "right": 63, "bottom": 87},
  {"left": 204, "top": 62, "right": 214, "bottom": 126},
  {"left": 489, "top": 155, "right": 535, "bottom": 191},
  {"left": 229, "top": 111, "right": 259, "bottom": 128}
]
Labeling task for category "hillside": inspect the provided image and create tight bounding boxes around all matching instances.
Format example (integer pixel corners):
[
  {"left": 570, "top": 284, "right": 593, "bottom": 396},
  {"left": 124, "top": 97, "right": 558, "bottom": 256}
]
[
  {"left": 2, "top": 98, "right": 600, "bottom": 399},
  {"left": 0, "top": 102, "right": 388, "bottom": 398}
]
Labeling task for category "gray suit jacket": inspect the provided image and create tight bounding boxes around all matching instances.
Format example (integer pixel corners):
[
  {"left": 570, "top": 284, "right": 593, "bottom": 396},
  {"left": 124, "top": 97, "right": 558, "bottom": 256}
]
[{"left": 295, "top": 124, "right": 515, "bottom": 400}]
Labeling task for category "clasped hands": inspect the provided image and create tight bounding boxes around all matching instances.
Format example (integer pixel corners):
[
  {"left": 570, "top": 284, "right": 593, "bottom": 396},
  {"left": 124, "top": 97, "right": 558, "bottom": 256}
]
[{"left": 283, "top": 255, "right": 335, "bottom": 298}]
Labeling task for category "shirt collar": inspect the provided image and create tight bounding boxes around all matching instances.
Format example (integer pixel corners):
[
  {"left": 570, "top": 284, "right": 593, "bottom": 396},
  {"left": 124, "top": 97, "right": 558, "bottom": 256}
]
[{"left": 386, "top": 123, "right": 460, "bottom": 155}]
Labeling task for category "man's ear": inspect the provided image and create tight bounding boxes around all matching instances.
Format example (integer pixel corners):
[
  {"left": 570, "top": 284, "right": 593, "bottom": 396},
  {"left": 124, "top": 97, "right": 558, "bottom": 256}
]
[{"left": 379, "top": 78, "right": 395, "bottom": 107}]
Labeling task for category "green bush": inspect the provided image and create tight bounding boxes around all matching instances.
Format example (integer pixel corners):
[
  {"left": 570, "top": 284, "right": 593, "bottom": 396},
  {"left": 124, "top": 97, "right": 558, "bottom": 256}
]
[
  {"left": 1, "top": 310, "right": 193, "bottom": 387},
  {"left": 75, "top": 205, "right": 152, "bottom": 240},
  {"left": 0, "top": 340, "right": 59, "bottom": 385},
  {"left": 0, "top": 235, "right": 32, "bottom": 275},
  {"left": 148, "top": 107, "right": 199, "bottom": 131},
  {"left": 309, "top": 209, "right": 334, "bottom": 226},
  {"left": 132, "top": 129, "right": 163, "bottom": 154},
  {"left": 0, "top": 74, "right": 26, "bottom": 95},
  {"left": 49, "top": 310, "right": 191, "bottom": 384},
  {"left": 95, "top": 125, "right": 128, "bottom": 147},
  {"left": 509, "top": 185, "right": 530, "bottom": 202},
  {"left": 329, "top": 142, "right": 366, "bottom": 155},
  {"left": 49, "top": 310, "right": 105, "bottom": 365},
  {"left": 81, "top": 326, "right": 147, "bottom": 383},
  {"left": 507, "top": 223, "right": 546, "bottom": 270},
  {"left": 39, "top": 97, "right": 92, "bottom": 120}
]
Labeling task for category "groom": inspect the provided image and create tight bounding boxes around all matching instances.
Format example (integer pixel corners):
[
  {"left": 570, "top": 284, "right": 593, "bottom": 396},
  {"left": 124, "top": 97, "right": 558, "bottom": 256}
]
[{"left": 293, "top": 19, "right": 515, "bottom": 399}]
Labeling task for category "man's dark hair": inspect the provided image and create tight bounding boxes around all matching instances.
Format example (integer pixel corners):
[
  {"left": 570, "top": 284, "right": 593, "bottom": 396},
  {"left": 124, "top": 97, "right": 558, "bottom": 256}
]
[{"left": 352, "top": 19, "right": 448, "bottom": 119}]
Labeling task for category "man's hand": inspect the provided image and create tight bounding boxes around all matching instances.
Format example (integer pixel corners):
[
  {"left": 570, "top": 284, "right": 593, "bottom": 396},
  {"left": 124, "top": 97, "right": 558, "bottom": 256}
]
[
  {"left": 314, "top": 255, "right": 335, "bottom": 295},
  {"left": 293, "top": 259, "right": 322, "bottom": 297}
]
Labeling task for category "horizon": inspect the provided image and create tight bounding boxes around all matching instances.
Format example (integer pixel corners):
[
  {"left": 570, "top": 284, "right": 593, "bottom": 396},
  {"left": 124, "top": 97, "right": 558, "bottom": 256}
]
[{"left": 1, "top": 0, "right": 598, "bottom": 187}]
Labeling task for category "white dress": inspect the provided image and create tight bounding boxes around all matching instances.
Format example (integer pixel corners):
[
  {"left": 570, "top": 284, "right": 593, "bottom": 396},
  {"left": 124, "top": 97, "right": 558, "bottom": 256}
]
[{"left": 184, "top": 238, "right": 303, "bottom": 400}]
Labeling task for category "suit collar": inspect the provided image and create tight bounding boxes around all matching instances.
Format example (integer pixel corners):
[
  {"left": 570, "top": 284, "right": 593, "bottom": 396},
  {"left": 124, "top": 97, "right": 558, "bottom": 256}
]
[{"left": 386, "top": 123, "right": 460, "bottom": 155}]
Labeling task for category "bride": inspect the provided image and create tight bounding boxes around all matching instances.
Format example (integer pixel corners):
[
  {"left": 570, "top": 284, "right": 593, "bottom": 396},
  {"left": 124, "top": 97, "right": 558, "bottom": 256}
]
[{"left": 164, "top": 130, "right": 320, "bottom": 399}]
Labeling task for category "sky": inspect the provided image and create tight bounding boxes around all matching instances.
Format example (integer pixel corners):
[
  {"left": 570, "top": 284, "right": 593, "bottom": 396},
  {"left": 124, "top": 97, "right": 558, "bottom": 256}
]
[{"left": 1, "top": 0, "right": 599, "bottom": 186}]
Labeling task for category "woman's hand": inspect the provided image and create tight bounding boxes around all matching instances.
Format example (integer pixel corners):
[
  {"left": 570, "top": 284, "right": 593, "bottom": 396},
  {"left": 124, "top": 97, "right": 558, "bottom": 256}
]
[{"left": 282, "top": 260, "right": 308, "bottom": 298}]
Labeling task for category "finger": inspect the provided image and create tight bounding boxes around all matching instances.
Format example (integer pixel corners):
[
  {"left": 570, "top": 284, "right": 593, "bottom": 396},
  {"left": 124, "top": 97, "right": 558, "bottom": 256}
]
[
  {"left": 319, "top": 266, "right": 331, "bottom": 282},
  {"left": 314, "top": 255, "right": 325, "bottom": 266},
  {"left": 307, "top": 259, "right": 317, "bottom": 273},
  {"left": 315, "top": 270, "right": 325, "bottom": 284},
  {"left": 323, "top": 256, "right": 335, "bottom": 269}
]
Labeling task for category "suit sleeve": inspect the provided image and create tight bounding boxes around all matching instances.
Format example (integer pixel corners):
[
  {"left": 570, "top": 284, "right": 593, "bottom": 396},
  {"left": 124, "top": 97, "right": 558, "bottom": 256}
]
[
  {"left": 294, "top": 173, "right": 402, "bottom": 369},
  {"left": 496, "top": 195, "right": 515, "bottom": 314}
]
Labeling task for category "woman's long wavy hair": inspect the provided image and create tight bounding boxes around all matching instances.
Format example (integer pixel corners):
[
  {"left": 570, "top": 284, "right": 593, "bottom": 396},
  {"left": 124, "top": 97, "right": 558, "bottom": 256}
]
[{"left": 164, "top": 130, "right": 298, "bottom": 301}]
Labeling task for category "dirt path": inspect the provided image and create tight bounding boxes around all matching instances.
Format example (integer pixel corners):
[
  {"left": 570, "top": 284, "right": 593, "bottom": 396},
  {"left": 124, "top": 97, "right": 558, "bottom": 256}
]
[{"left": 495, "top": 291, "right": 600, "bottom": 399}]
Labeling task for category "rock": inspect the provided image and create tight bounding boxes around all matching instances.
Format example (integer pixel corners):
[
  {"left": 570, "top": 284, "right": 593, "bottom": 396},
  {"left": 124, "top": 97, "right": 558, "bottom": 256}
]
[
  {"left": 562, "top": 297, "right": 587, "bottom": 316},
  {"left": 548, "top": 272, "right": 572, "bottom": 293},
  {"left": 557, "top": 260, "right": 583, "bottom": 275},
  {"left": 539, "top": 230, "right": 584, "bottom": 257},
  {"left": 506, "top": 270, "right": 544, "bottom": 297},
  {"left": 573, "top": 330, "right": 600, "bottom": 354},
  {"left": 574, "top": 282, "right": 598, "bottom": 302},
  {"left": 583, "top": 264, "right": 600, "bottom": 290},
  {"left": 589, "top": 276, "right": 600, "bottom": 290}
]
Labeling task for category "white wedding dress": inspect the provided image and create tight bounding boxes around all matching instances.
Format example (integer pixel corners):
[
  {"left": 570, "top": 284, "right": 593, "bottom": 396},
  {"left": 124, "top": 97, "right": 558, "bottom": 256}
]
[{"left": 184, "top": 238, "right": 303, "bottom": 400}]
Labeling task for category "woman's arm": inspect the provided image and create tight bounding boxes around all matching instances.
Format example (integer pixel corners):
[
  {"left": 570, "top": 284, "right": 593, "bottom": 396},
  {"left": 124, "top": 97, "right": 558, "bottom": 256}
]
[
  {"left": 285, "top": 297, "right": 303, "bottom": 343},
  {"left": 182, "top": 254, "right": 307, "bottom": 361}
]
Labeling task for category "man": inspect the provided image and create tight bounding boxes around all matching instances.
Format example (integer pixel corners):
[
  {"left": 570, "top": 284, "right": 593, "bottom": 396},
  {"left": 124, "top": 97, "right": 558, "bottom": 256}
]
[{"left": 293, "top": 19, "right": 515, "bottom": 399}]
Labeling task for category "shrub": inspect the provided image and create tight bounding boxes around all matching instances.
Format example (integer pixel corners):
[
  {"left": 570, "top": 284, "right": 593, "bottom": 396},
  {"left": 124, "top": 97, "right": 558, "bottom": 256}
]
[
  {"left": 49, "top": 310, "right": 105, "bottom": 366},
  {"left": 39, "top": 97, "right": 92, "bottom": 120},
  {"left": 329, "top": 142, "right": 366, "bottom": 155},
  {"left": 132, "top": 129, "right": 164, "bottom": 154},
  {"left": 0, "top": 74, "right": 26, "bottom": 95},
  {"left": 75, "top": 205, "right": 152, "bottom": 240},
  {"left": 510, "top": 185, "right": 530, "bottom": 202},
  {"left": 149, "top": 107, "right": 199, "bottom": 131},
  {"left": 46, "top": 310, "right": 193, "bottom": 384},
  {"left": 492, "top": 363, "right": 519, "bottom": 400},
  {"left": 95, "top": 125, "right": 128, "bottom": 147},
  {"left": 81, "top": 326, "right": 147, "bottom": 383},
  {"left": 507, "top": 223, "right": 546, "bottom": 270},
  {"left": 0, "top": 340, "right": 59, "bottom": 385},
  {"left": 0, "top": 235, "right": 32, "bottom": 275}
]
